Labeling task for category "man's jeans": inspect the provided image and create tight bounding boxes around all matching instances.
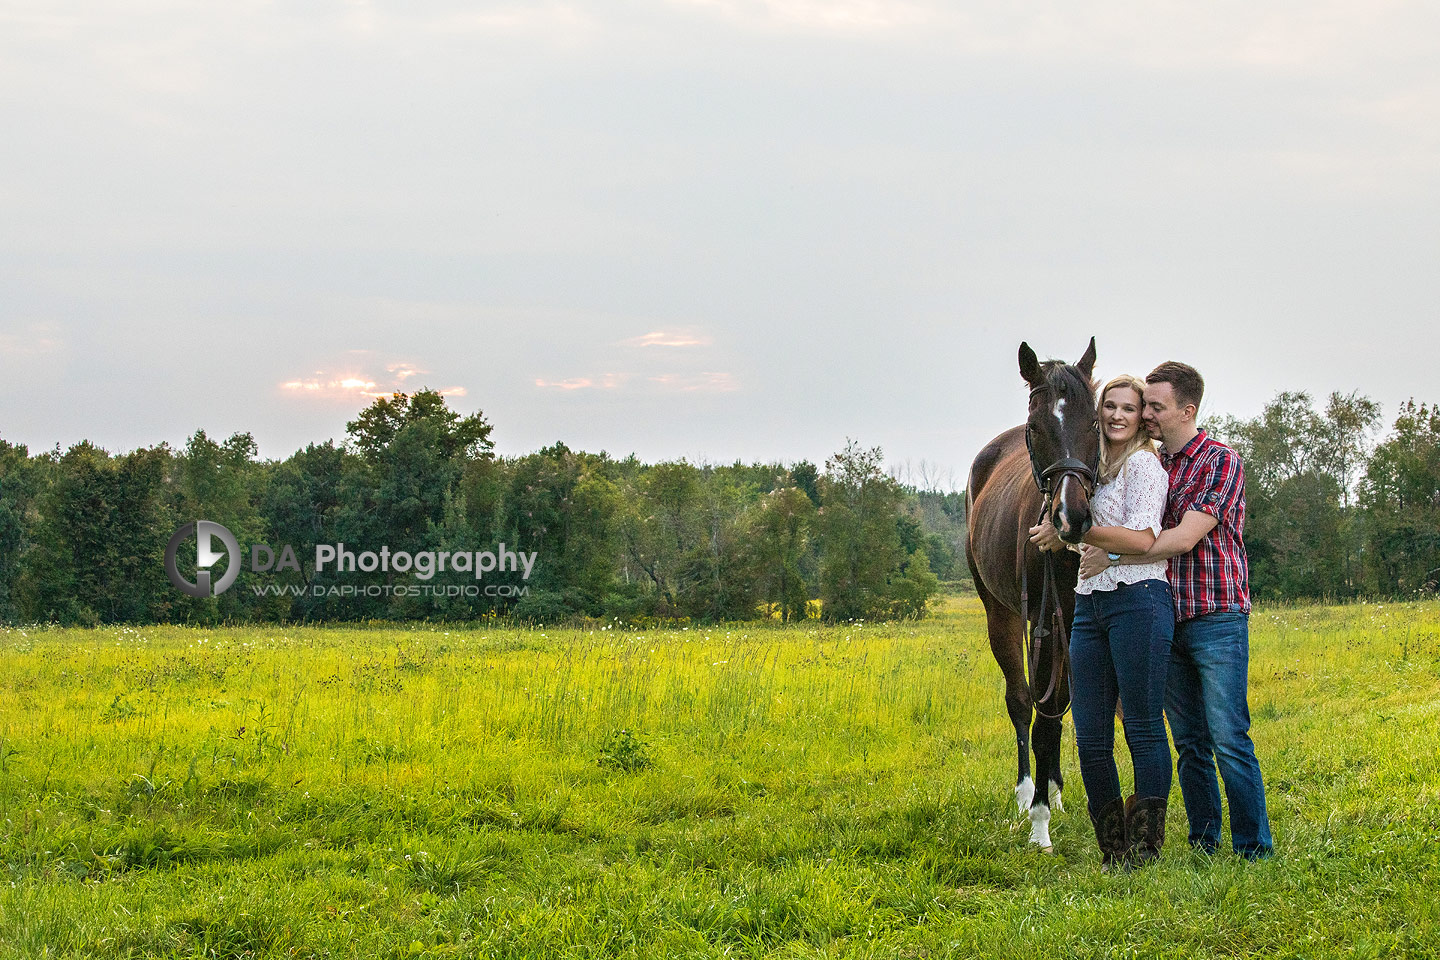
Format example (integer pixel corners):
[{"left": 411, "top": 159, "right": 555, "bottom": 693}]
[
  {"left": 1166, "top": 610, "right": 1274, "bottom": 857},
  {"left": 1070, "top": 579, "right": 1175, "bottom": 814}
]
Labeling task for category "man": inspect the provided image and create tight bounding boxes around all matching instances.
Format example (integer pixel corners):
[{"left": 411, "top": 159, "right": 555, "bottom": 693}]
[{"left": 1079, "top": 361, "right": 1274, "bottom": 859}]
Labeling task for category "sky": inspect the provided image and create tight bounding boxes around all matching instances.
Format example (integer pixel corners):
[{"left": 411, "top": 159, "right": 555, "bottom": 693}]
[{"left": 3, "top": 1, "right": 1437, "bottom": 489}]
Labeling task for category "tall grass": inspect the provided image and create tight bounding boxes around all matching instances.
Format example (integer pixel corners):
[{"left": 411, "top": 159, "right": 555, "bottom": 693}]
[{"left": 1, "top": 598, "right": 1437, "bottom": 957}]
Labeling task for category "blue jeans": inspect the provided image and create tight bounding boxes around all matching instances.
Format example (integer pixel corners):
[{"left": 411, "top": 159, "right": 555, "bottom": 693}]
[
  {"left": 1070, "top": 579, "right": 1175, "bottom": 814},
  {"left": 1166, "top": 610, "right": 1274, "bottom": 857}
]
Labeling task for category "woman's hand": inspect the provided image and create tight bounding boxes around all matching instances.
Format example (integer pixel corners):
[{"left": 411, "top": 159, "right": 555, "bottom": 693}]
[
  {"left": 1078, "top": 544, "right": 1113, "bottom": 579},
  {"left": 1028, "top": 519, "right": 1064, "bottom": 553}
]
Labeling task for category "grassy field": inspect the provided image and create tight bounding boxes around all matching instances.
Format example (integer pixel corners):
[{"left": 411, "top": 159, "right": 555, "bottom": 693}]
[{"left": 1, "top": 597, "right": 1438, "bottom": 958}]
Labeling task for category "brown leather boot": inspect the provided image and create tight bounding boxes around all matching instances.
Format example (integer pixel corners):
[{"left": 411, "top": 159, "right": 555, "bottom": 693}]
[
  {"left": 1125, "top": 795, "right": 1167, "bottom": 866},
  {"left": 1089, "top": 797, "right": 1129, "bottom": 872}
]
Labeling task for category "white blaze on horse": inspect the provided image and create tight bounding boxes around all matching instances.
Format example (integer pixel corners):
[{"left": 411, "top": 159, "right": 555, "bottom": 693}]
[{"left": 966, "top": 339, "right": 1101, "bottom": 850}]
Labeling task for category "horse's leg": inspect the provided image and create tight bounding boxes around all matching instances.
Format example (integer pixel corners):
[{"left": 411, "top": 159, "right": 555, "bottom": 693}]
[
  {"left": 1030, "top": 711, "right": 1062, "bottom": 849},
  {"left": 1050, "top": 671, "right": 1070, "bottom": 813},
  {"left": 1009, "top": 677, "right": 1035, "bottom": 816},
  {"left": 1028, "top": 627, "right": 1070, "bottom": 849},
  {"left": 975, "top": 578, "right": 1033, "bottom": 815},
  {"left": 1048, "top": 721, "right": 1065, "bottom": 812}
]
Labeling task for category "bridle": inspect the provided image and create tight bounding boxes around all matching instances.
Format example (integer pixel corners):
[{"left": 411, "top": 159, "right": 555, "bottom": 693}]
[
  {"left": 1020, "top": 386, "right": 1100, "bottom": 719},
  {"left": 1024, "top": 385, "right": 1101, "bottom": 501}
]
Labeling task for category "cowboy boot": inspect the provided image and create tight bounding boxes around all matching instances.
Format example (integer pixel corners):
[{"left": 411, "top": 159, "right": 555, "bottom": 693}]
[
  {"left": 1089, "top": 796, "right": 1129, "bottom": 872},
  {"left": 1125, "top": 795, "right": 1167, "bottom": 866}
]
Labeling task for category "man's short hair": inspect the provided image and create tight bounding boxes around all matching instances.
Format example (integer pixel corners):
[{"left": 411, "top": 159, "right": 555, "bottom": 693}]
[{"left": 1146, "top": 361, "right": 1205, "bottom": 411}]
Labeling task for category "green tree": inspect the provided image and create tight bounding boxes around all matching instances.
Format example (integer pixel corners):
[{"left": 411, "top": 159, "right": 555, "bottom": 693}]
[
  {"left": 619, "top": 460, "right": 702, "bottom": 615},
  {"left": 263, "top": 442, "right": 347, "bottom": 550},
  {"left": 673, "top": 468, "right": 759, "bottom": 621},
  {"left": 172, "top": 430, "right": 268, "bottom": 622},
  {"left": 501, "top": 443, "right": 622, "bottom": 620},
  {"left": 0, "top": 438, "right": 47, "bottom": 621},
  {"left": 345, "top": 391, "right": 493, "bottom": 546},
  {"left": 22, "top": 442, "right": 174, "bottom": 624},
  {"left": 1212, "top": 390, "right": 1379, "bottom": 600},
  {"left": 338, "top": 390, "right": 495, "bottom": 617},
  {"left": 888, "top": 548, "right": 940, "bottom": 619},
  {"left": 259, "top": 441, "right": 351, "bottom": 620},
  {"left": 817, "top": 441, "right": 933, "bottom": 620},
  {"left": 1321, "top": 391, "right": 1383, "bottom": 591},
  {"left": 749, "top": 484, "right": 816, "bottom": 621},
  {"left": 910, "top": 489, "right": 966, "bottom": 582},
  {"left": 790, "top": 460, "right": 821, "bottom": 506},
  {"left": 1360, "top": 400, "right": 1440, "bottom": 594},
  {"left": 1323, "top": 391, "right": 1384, "bottom": 509},
  {"left": 347, "top": 390, "right": 493, "bottom": 463}
]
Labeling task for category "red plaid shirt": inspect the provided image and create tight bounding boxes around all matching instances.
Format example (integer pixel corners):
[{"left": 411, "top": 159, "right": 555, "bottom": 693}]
[{"left": 1161, "top": 429, "right": 1250, "bottom": 621}]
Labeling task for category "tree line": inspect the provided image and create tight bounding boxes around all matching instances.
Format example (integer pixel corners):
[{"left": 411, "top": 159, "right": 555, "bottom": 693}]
[
  {"left": 2, "top": 386, "right": 1434, "bottom": 626},
  {"left": 0, "top": 391, "right": 962, "bottom": 625},
  {"left": 1209, "top": 391, "right": 1440, "bottom": 601}
]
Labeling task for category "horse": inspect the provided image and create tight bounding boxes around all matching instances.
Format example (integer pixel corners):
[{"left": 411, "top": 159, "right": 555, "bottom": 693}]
[{"left": 966, "top": 338, "right": 1101, "bottom": 849}]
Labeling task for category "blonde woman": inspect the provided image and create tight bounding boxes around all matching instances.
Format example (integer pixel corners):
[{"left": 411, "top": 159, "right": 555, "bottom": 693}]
[{"left": 1030, "top": 375, "right": 1172, "bottom": 869}]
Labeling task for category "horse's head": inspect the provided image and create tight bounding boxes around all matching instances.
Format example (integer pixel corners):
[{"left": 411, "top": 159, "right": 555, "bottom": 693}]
[{"left": 1019, "top": 337, "right": 1100, "bottom": 544}]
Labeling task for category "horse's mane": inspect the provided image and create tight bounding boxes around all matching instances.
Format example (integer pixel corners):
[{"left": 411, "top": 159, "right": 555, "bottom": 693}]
[{"left": 1034, "top": 360, "right": 1096, "bottom": 408}]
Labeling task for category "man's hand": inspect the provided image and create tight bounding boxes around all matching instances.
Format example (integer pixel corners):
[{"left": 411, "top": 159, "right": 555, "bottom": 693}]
[
  {"left": 1028, "top": 519, "right": 1064, "bottom": 553},
  {"left": 1078, "top": 543, "right": 1111, "bottom": 580}
]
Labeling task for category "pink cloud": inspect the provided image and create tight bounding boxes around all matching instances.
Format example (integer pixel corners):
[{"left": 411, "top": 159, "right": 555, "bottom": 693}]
[
  {"left": 619, "top": 329, "right": 713, "bottom": 348},
  {"left": 281, "top": 377, "right": 387, "bottom": 398},
  {"left": 279, "top": 359, "right": 462, "bottom": 401},
  {"left": 534, "top": 373, "right": 626, "bottom": 391}
]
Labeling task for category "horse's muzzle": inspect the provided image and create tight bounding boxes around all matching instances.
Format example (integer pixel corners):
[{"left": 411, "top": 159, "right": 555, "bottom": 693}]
[
  {"left": 1057, "top": 513, "right": 1093, "bottom": 544},
  {"left": 1050, "top": 477, "right": 1093, "bottom": 544}
]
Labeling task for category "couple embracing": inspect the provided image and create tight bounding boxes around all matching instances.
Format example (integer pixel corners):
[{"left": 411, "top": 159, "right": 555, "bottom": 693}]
[{"left": 1030, "top": 362, "right": 1273, "bottom": 869}]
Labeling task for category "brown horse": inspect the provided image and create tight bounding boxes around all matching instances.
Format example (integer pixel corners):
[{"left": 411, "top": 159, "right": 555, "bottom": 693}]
[{"left": 966, "top": 338, "right": 1100, "bottom": 848}]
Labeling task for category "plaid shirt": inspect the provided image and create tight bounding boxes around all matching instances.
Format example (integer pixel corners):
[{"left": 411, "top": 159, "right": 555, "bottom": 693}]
[{"left": 1161, "top": 429, "right": 1251, "bottom": 621}]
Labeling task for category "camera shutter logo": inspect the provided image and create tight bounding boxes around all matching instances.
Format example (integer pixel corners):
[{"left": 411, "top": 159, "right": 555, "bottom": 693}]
[{"left": 165, "top": 520, "right": 241, "bottom": 598}]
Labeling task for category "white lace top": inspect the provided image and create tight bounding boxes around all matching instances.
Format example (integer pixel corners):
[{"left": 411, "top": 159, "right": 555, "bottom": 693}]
[{"left": 1075, "top": 449, "right": 1170, "bottom": 595}]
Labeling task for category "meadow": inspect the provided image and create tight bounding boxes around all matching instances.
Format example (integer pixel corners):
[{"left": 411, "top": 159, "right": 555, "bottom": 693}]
[{"left": 1, "top": 597, "right": 1437, "bottom": 958}]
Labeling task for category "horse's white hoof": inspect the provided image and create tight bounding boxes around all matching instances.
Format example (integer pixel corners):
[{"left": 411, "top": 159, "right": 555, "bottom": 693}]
[
  {"left": 1049, "top": 785, "right": 1064, "bottom": 813},
  {"left": 1028, "top": 802, "right": 1052, "bottom": 848},
  {"left": 1015, "top": 776, "right": 1035, "bottom": 816}
]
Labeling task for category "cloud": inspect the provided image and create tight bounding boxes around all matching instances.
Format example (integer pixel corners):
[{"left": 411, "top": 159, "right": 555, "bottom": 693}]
[
  {"left": 280, "top": 360, "right": 464, "bottom": 400},
  {"left": 0, "top": 324, "right": 65, "bottom": 359},
  {"left": 620, "top": 329, "right": 714, "bottom": 348},
  {"left": 537, "top": 326, "right": 736, "bottom": 393},
  {"left": 281, "top": 376, "right": 385, "bottom": 398},
  {"left": 534, "top": 370, "right": 737, "bottom": 392},
  {"left": 665, "top": 0, "right": 1440, "bottom": 77},
  {"left": 669, "top": 0, "right": 939, "bottom": 32},
  {"left": 535, "top": 374, "right": 626, "bottom": 390}
]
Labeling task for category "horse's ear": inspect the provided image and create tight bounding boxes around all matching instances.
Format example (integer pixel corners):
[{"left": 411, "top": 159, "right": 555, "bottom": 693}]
[
  {"left": 1019, "top": 342, "right": 1043, "bottom": 387},
  {"left": 1076, "top": 337, "right": 1097, "bottom": 379}
]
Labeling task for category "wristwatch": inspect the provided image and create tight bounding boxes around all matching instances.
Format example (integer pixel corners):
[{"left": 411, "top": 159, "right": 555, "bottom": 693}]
[{"left": 1107, "top": 552, "right": 1120, "bottom": 563}]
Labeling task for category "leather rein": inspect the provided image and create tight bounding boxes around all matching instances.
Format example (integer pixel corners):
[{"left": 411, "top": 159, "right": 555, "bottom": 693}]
[{"left": 1020, "top": 399, "right": 1099, "bottom": 720}]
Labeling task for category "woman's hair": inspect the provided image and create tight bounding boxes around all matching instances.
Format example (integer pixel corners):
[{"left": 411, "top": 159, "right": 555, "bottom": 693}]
[{"left": 1097, "top": 375, "right": 1156, "bottom": 484}]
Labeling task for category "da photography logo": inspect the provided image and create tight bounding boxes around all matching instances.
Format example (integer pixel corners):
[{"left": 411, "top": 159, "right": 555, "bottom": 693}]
[
  {"left": 166, "top": 520, "right": 240, "bottom": 598},
  {"left": 162, "top": 522, "right": 538, "bottom": 601}
]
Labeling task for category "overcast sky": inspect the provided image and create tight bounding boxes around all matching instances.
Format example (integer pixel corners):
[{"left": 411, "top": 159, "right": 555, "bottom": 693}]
[{"left": 3, "top": 1, "right": 1437, "bottom": 487}]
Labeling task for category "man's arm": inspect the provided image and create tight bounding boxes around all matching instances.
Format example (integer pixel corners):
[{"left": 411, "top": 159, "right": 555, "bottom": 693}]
[
  {"left": 1078, "top": 510, "right": 1217, "bottom": 579},
  {"left": 1121, "top": 510, "right": 1217, "bottom": 563}
]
